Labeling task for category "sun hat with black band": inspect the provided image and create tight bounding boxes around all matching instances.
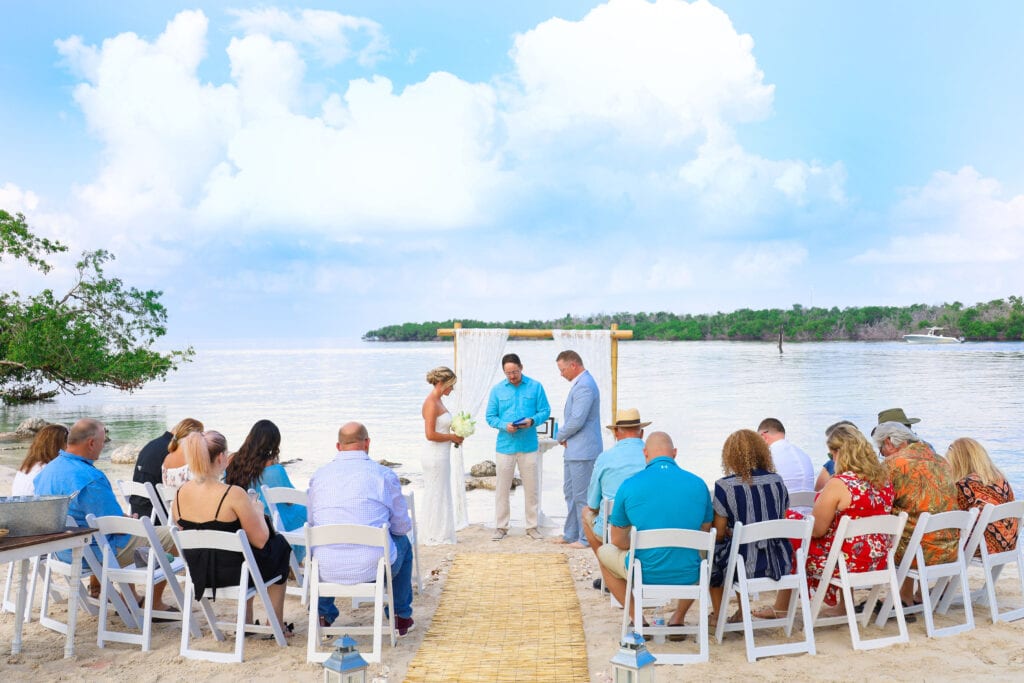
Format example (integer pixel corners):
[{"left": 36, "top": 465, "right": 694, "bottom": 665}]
[{"left": 605, "top": 408, "right": 652, "bottom": 430}]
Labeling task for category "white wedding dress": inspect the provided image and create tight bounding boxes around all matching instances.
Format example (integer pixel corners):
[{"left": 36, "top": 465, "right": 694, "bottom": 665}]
[{"left": 420, "top": 412, "right": 457, "bottom": 545}]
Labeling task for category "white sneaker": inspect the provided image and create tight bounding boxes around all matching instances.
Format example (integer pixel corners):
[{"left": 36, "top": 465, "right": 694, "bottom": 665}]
[
  {"left": 525, "top": 528, "right": 543, "bottom": 540},
  {"left": 491, "top": 528, "right": 507, "bottom": 541}
]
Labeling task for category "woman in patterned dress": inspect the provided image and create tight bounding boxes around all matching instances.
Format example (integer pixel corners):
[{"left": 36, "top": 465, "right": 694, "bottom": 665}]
[
  {"left": 804, "top": 424, "right": 893, "bottom": 614},
  {"left": 709, "top": 429, "right": 792, "bottom": 621},
  {"left": 947, "top": 437, "right": 1018, "bottom": 555}
]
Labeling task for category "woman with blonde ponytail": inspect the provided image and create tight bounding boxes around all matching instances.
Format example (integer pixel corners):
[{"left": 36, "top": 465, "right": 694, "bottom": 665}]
[
  {"left": 161, "top": 418, "right": 204, "bottom": 488},
  {"left": 172, "top": 431, "right": 294, "bottom": 636}
]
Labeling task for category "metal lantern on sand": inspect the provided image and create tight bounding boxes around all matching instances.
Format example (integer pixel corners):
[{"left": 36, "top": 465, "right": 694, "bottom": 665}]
[
  {"left": 322, "top": 635, "right": 368, "bottom": 683},
  {"left": 610, "top": 631, "right": 656, "bottom": 683}
]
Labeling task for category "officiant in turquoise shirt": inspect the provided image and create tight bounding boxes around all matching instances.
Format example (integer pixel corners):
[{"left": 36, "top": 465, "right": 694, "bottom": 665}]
[{"left": 485, "top": 353, "right": 551, "bottom": 541}]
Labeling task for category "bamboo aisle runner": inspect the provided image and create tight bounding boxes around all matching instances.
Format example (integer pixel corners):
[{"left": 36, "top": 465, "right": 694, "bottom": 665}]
[{"left": 404, "top": 553, "right": 589, "bottom": 682}]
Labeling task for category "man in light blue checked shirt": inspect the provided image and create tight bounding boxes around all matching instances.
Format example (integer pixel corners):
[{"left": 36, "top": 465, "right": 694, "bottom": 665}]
[
  {"left": 307, "top": 422, "right": 415, "bottom": 635},
  {"left": 485, "top": 353, "right": 551, "bottom": 541}
]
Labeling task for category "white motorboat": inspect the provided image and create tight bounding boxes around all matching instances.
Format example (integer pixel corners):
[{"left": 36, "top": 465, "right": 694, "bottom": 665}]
[{"left": 903, "top": 327, "right": 963, "bottom": 344}]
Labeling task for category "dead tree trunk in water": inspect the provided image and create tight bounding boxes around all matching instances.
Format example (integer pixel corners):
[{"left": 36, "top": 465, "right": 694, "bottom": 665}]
[{"left": 778, "top": 325, "right": 784, "bottom": 354}]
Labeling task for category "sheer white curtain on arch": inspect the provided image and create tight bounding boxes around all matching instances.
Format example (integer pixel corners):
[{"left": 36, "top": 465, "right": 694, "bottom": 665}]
[
  {"left": 552, "top": 329, "right": 613, "bottom": 451},
  {"left": 451, "top": 328, "right": 509, "bottom": 529}
]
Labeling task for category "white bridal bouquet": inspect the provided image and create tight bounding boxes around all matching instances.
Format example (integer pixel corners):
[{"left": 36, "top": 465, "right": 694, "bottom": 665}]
[{"left": 450, "top": 411, "right": 475, "bottom": 448}]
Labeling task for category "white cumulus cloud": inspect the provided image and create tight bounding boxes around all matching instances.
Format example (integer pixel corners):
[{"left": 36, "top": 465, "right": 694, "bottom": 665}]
[
  {"left": 228, "top": 7, "right": 388, "bottom": 67},
  {"left": 502, "top": 0, "right": 844, "bottom": 223},
  {"left": 855, "top": 166, "right": 1024, "bottom": 264}
]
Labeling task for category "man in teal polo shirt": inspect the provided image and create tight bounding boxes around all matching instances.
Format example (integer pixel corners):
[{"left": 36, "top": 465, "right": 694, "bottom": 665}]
[
  {"left": 598, "top": 431, "right": 712, "bottom": 627},
  {"left": 485, "top": 352, "right": 551, "bottom": 541}
]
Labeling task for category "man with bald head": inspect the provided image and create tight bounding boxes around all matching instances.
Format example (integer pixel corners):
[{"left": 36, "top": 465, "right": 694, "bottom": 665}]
[
  {"left": 307, "top": 421, "right": 415, "bottom": 635},
  {"left": 598, "top": 431, "right": 712, "bottom": 628}
]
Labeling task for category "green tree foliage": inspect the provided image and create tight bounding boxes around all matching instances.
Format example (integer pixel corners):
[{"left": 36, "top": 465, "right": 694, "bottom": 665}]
[
  {"left": 363, "top": 299, "right": 1024, "bottom": 342},
  {"left": 0, "top": 210, "right": 194, "bottom": 404}
]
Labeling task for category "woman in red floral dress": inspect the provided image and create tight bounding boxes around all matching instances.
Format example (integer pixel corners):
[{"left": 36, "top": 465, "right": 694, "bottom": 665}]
[{"left": 805, "top": 424, "right": 894, "bottom": 612}]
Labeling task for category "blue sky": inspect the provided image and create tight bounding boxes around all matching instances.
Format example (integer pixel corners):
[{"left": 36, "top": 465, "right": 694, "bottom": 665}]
[{"left": 2, "top": 0, "right": 1022, "bottom": 345}]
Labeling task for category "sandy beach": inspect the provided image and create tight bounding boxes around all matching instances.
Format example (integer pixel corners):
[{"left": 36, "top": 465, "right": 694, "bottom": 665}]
[{"left": 2, "top": 463, "right": 1023, "bottom": 681}]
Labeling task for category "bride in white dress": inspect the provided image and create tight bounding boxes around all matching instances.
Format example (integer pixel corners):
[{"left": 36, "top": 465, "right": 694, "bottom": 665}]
[{"left": 421, "top": 367, "right": 464, "bottom": 545}]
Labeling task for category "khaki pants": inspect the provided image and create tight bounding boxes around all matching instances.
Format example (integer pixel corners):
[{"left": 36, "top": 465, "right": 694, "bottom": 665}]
[
  {"left": 114, "top": 525, "right": 176, "bottom": 568},
  {"left": 598, "top": 543, "right": 630, "bottom": 579},
  {"left": 495, "top": 451, "right": 539, "bottom": 531}
]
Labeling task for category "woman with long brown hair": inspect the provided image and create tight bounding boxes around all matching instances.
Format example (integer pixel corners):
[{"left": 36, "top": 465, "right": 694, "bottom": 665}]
[
  {"left": 224, "top": 420, "right": 306, "bottom": 563},
  {"left": 13, "top": 424, "right": 69, "bottom": 496}
]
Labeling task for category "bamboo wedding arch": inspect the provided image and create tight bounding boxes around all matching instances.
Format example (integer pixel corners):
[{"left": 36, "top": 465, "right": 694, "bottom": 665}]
[{"left": 436, "top": 322, "right": 633, "bottom": 416}]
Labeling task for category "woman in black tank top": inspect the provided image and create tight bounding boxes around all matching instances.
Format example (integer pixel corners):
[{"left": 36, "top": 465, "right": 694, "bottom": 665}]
[{"left": 172, "top": 431, "right": 293, "bottom": 633}]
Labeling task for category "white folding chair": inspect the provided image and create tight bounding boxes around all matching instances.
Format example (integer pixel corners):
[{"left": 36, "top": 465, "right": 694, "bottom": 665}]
[
  {"left": 810, "top": 512, "right": 909, "bottom": 651},
  {"left": 40, "top": 515, "right": 140, "bottom": 635},
  {"left": 172, "top": 527, "right": 288, "bottom": 663},
  {"left": 305, "top": 522, "right": 396, "bottom": 664},
  {"left": 714, "top": 517, "right": 817, "bottom": 661},
  {"left": 620, "top": 527, "right": 717, "bottom": 665},
  {"left": 261, "top": 484, "right": 309, "bottom": 604},
  {"left": 788, "top": 490, "right": 817, "bottom": 510},
  {"left": 938, "top": 501, "right": 1024, "bottom": 623},
  {"left": 600, "top": 498, "right": 620, "bottom": 607},
  {"left": 116, "top": 480, "right": 164, "bottom": 524},
  {"left": 153, "top": 483, "right": 179, "bottom": 526},
  {"left": 875, "top": 508, "right": 977, "bottom": 637},
  {"left": 404, "top": 492, "right": 423, "bottom": 594},
  {"left": 86, "top": 513, "right": 208, "bottom": 650}
]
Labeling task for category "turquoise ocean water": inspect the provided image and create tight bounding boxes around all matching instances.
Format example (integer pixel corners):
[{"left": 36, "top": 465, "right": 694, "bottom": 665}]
[{"left": 2, "top": 339, "right": 1022, "bottom": 497}]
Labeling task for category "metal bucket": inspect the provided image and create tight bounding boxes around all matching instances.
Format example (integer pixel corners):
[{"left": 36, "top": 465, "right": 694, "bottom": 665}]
[{"left": 0, "top": 495, "right": 72, "bottom": 537}]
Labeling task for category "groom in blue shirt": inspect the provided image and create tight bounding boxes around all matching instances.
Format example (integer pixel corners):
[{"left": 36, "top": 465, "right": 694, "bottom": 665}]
[{"left": 485, "top": 353, "right": 551, "bottom": 541}]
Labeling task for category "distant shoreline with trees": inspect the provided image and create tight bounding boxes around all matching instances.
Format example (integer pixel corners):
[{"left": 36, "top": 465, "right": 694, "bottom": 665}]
[{"left": 363, "top": 298, "right": 1024, "bottom": 342}]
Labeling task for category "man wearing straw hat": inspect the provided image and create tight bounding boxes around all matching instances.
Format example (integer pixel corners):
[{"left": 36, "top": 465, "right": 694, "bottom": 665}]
[{"left": 581, "top": 408, "right": 649, "bottom": 587}]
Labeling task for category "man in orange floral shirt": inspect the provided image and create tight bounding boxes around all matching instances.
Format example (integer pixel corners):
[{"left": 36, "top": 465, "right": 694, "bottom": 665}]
[{"left": 873, "top": 421, "right": 958, "bottom": 604}]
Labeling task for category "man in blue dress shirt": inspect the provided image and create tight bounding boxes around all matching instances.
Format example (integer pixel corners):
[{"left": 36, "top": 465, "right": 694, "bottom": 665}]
[
  {"left": 581, "top": 408, "right": 650, "bottom": 580},
  {"left": 555, "top": 349, "right": 603, "bottom": 547},
  {"left": 35, "top": 418, "right": 176, "bottom": 609},
  {"left": 485, "top": 353, "right": 551, "bottom": 541}
]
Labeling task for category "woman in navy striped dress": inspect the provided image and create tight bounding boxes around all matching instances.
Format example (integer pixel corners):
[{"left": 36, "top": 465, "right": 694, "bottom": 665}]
[{"left": 709, "top": 429, "right": 792, "bottom": 621}]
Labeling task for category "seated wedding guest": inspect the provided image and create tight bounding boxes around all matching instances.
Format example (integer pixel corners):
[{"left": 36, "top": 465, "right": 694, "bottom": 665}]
[
  {"left": 35, "top": 418, "right": 178, "bottom": 608},
  {"left": 758, "top": 418, "right": 815, "bottom": 514},
  {"left": 710, "top": 429, "right": 792, "bottom": 622},
  {"left": 161, "top": 419, "right": 206, "bottom": 489},
  {"left": 581, "top": 408, "right": 650, "bottom": 587},
  {"left": 12, "top": 424, "right": 68, "bottom": 496},
  {"left": 873, "top": 421, "right": 958, "bottom": 603},
  {"left": 598, "top": 431, "right": 712, "bottom": 630},
  {"left": 947, "top": 437, "right": 1018, "bottom": 555},
  {"left": 172, "top": 431, "right": 293, "bottom": 636},
  {"left": 225, "top": 419, "right": 307, "bottom": 563},
  {"left": 129, "top": 418, "right": 203, "bottom": 519},
  {"left": 308, "top": 422, "right": 415, "bottom": 635},
  {"left": 814, "top": 420, "right": 857, "bottom": 492},
  {"left": 800, "top": 424, "right": 894, "bottom": 617}
]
